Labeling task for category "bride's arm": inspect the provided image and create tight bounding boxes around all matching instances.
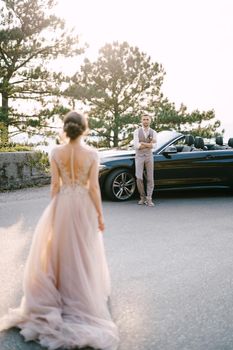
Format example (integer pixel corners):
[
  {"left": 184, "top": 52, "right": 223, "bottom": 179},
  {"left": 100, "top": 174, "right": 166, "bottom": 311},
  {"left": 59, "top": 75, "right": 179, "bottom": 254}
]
[
  {"left": 88, "top": 153, "right": 105, "bottom": 232},
  {"left": 50, "top": 154, "right": 60, "bottom": 199}
]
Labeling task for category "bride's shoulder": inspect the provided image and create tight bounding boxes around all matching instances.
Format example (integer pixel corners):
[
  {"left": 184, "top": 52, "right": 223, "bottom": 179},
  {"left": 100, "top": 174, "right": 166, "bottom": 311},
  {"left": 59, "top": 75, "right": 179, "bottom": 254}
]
[
  {"left": 50, "top": 144, "right": 67, "bottom": 159},
  {"left": 84, "top": 145, "right": 99, "bottom": 162},
  {"left": 84, "top": 144, "right": 98, "bottom": 155}
]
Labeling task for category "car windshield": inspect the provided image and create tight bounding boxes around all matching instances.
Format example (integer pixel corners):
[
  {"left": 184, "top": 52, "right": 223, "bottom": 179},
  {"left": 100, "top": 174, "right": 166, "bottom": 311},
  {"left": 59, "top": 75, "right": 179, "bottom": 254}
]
[{"left": 156, "top": 130, "right": 180, "bottom": 149}]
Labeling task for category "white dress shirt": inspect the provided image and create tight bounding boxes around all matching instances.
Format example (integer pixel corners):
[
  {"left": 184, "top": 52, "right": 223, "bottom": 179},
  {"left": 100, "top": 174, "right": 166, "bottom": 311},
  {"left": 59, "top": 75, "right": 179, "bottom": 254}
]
[{"left": 133, "top": 128, "right": 157, "bottom": 150}]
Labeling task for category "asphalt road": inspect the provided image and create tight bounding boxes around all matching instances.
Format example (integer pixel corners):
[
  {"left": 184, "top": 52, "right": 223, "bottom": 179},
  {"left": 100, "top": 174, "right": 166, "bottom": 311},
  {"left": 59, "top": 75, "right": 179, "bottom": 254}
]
[{"left": 1, "top": 186, "right": 233, "bottom": 350}]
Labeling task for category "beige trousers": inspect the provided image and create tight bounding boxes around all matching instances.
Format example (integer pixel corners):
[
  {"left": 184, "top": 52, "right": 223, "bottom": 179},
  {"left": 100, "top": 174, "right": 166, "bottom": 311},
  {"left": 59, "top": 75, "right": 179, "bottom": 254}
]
[{"left": 135, "top": 154, "right": 154, "bottom": 199}]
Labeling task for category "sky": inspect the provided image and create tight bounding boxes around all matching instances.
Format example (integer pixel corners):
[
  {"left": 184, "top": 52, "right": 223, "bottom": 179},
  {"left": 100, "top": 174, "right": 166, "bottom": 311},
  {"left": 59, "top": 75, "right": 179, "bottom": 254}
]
[{"left": 56, "top": 0, "right": 233, "bottom": 141}]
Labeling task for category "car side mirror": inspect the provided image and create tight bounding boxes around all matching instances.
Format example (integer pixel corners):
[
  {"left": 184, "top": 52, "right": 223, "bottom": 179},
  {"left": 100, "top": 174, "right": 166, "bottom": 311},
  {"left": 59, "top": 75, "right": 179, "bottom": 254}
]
[{"left": 162, "top": 145, "right": 177, "bottom": 157}]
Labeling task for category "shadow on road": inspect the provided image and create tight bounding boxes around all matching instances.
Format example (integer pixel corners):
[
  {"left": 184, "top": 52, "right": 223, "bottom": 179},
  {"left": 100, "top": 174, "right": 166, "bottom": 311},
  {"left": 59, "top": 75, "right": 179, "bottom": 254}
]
[
  {"left": 102, "top": 188, "right": 232, "bottom": 203},
  {"left": 0, "top": 328, "right": 46, "bottom": 350},
  {"left": 0, "top": 328, "right": 99, "bottom": 350},
  {"left": 155, "top": 188, "right": 233, "bottom": 199}
]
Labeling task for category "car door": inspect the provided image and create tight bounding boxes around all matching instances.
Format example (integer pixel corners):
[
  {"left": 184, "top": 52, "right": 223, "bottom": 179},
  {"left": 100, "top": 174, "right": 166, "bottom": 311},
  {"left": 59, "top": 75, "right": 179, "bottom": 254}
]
[
  {"left": 197, "top": 149, "right": 233, "bottom": 186},
  {"left": 153, "top": 149, "right": 222, "bottom": 188}
]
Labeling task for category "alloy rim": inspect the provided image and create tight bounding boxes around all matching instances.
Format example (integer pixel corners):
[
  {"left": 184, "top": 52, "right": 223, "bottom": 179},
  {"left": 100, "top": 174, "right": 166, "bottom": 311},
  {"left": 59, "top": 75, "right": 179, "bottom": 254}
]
[{"left": 112, "top": 172, "right": 136, "bottom": 200}]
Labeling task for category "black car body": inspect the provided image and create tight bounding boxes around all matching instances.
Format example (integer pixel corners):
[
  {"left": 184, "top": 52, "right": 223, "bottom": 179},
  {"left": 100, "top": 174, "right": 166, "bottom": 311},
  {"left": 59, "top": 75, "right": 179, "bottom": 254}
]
[{"left": 98, "top": 131, "right": 233, "bottom": 201}]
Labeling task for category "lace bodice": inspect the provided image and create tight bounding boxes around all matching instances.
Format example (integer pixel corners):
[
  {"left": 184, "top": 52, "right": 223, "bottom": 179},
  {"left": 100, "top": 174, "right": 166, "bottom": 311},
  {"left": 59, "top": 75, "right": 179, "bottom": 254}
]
[{"left": 50, "top": 144, "right": 98, "bottom": 195}]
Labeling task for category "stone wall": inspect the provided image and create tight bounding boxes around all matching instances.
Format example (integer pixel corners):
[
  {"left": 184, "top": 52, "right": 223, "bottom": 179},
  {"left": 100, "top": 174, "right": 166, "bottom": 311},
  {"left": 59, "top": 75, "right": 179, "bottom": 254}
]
[{"left": 0, "top": 152, "right": 51, "bottom": 191}]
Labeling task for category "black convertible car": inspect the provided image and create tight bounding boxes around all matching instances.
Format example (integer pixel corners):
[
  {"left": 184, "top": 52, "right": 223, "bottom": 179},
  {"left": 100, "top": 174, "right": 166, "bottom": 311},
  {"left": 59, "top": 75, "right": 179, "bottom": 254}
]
[{"left": 98, "top": 131, "right": 233, "bottom": 201}]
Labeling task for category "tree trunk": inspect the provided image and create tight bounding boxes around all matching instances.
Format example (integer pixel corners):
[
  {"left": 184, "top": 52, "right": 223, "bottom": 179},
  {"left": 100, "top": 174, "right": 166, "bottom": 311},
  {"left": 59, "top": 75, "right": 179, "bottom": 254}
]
[
  {"left": 113, "top": 111, "right": 119, "bottom": 147},
  {"left": 1, "top": 92, "right": 9, "bottom": 144},
  {"left": 113, "top": 130, "right": 118, "bottom": 147}
]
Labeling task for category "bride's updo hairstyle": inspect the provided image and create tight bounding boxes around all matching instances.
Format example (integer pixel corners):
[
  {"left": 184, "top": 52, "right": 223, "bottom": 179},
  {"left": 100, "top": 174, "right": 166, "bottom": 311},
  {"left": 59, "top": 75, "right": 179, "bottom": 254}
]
[{"left": 63, "top": 111, "right": 87, "bottom": 140}]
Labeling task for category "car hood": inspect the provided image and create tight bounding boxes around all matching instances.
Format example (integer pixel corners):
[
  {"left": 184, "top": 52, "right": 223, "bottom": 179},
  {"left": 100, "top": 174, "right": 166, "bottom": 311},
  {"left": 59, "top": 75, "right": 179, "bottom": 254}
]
[{"left": 98, "top": 149, "right": 135, "bottom": 160}]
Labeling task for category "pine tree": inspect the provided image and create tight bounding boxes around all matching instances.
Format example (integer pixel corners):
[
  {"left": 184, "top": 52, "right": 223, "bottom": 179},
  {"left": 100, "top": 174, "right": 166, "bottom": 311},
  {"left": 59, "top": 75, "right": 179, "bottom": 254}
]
[
  {"left": 0, "top": 0, "right": 84, "bottom": 143},
  {"left": 66, "top": 41, "right": 165, "bottom": 147}
]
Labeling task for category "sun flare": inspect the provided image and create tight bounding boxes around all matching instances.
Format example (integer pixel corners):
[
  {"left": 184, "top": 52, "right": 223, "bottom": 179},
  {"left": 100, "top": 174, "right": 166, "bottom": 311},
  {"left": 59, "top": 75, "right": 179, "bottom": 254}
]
[{"left": 52, "top": 0, "right": 233, "bottom": 138}]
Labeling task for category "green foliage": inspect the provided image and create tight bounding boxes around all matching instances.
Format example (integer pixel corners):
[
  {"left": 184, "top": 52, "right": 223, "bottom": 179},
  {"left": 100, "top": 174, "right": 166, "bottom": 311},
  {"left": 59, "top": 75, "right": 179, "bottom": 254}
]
[
  {"left": 66, "top": 41, "right": 221, "bottom": 146},
  {"left": 0, "top": 0, "right": 221, "bottom": 146},
  {"left": 0, "top": 0, "right": 84, "bottom": 142},
  {"left": 149, "top": 97, "right": 221, "bottom": 138},
  {"left": 28, "top": 151, "right": 50, "bottom": 173},
  {"left": 0, "top": 143, "right": 32, "bottom": 152},
  {"left": 66, "top": 41, "right": 165, "bottom": 147}
]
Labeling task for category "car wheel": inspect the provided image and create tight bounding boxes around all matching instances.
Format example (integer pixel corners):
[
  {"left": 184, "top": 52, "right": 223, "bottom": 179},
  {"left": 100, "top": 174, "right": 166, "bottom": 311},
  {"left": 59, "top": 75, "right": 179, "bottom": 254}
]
[{"left": 104, "top": 169, "right": 136, "bottom": 201}]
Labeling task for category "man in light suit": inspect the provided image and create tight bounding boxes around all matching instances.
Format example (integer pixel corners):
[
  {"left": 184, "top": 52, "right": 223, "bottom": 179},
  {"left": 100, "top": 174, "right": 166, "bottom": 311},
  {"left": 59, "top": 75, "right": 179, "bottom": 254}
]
[{"left": 133, "top": 115, "right": 157, "bottom": 206}]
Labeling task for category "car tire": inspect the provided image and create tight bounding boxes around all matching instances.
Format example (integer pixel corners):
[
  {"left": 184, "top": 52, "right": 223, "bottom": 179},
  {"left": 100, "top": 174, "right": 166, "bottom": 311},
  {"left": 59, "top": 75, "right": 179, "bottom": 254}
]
[{"left": 104, "top": 169, "right": 136, "bottom": 201}]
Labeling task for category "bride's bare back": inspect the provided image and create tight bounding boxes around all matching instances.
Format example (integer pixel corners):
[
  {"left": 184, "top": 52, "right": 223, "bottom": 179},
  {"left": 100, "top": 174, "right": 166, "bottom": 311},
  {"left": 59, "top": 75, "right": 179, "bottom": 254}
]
[{"left": 51, "top": 143, "right": 98, "bottom": 188}]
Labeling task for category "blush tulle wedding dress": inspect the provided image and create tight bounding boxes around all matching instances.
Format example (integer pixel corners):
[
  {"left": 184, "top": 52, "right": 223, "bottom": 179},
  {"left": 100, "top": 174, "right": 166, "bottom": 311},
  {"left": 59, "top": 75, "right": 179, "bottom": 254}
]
[{"left": 0, "top": 143, "right": 119, "bottom": 350}]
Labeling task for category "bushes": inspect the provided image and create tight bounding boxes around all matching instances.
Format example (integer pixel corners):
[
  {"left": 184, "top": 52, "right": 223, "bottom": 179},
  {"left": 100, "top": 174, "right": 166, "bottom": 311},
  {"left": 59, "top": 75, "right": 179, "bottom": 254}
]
[
  {"left": 28, "top": 151, "right": 50, "bottom": 173},
  {"left": 0, "top": 143, "right": 32, "bottom": 152}
]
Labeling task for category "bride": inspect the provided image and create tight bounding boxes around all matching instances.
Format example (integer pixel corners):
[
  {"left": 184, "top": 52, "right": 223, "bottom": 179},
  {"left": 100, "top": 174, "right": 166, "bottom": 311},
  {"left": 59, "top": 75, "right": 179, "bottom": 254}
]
[{"left": 0, "top": 111, "right": 119, "bottom": 350}]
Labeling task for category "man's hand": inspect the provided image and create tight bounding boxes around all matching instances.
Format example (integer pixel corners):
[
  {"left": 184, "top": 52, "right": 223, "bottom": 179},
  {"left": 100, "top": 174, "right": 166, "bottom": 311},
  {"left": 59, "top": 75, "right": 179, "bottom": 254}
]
[
  {"left": 139, "top": 143, "right": 146, "bottom": 150},
  {"left": 140, "top": 142, "right": 153, "bottom": 149}
]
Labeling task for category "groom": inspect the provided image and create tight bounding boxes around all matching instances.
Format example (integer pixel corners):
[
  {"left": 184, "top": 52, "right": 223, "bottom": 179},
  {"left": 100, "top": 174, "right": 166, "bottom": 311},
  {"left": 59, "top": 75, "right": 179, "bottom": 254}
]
[{"left": 133, "top": 115, "right": 157, "bottom": 207}]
